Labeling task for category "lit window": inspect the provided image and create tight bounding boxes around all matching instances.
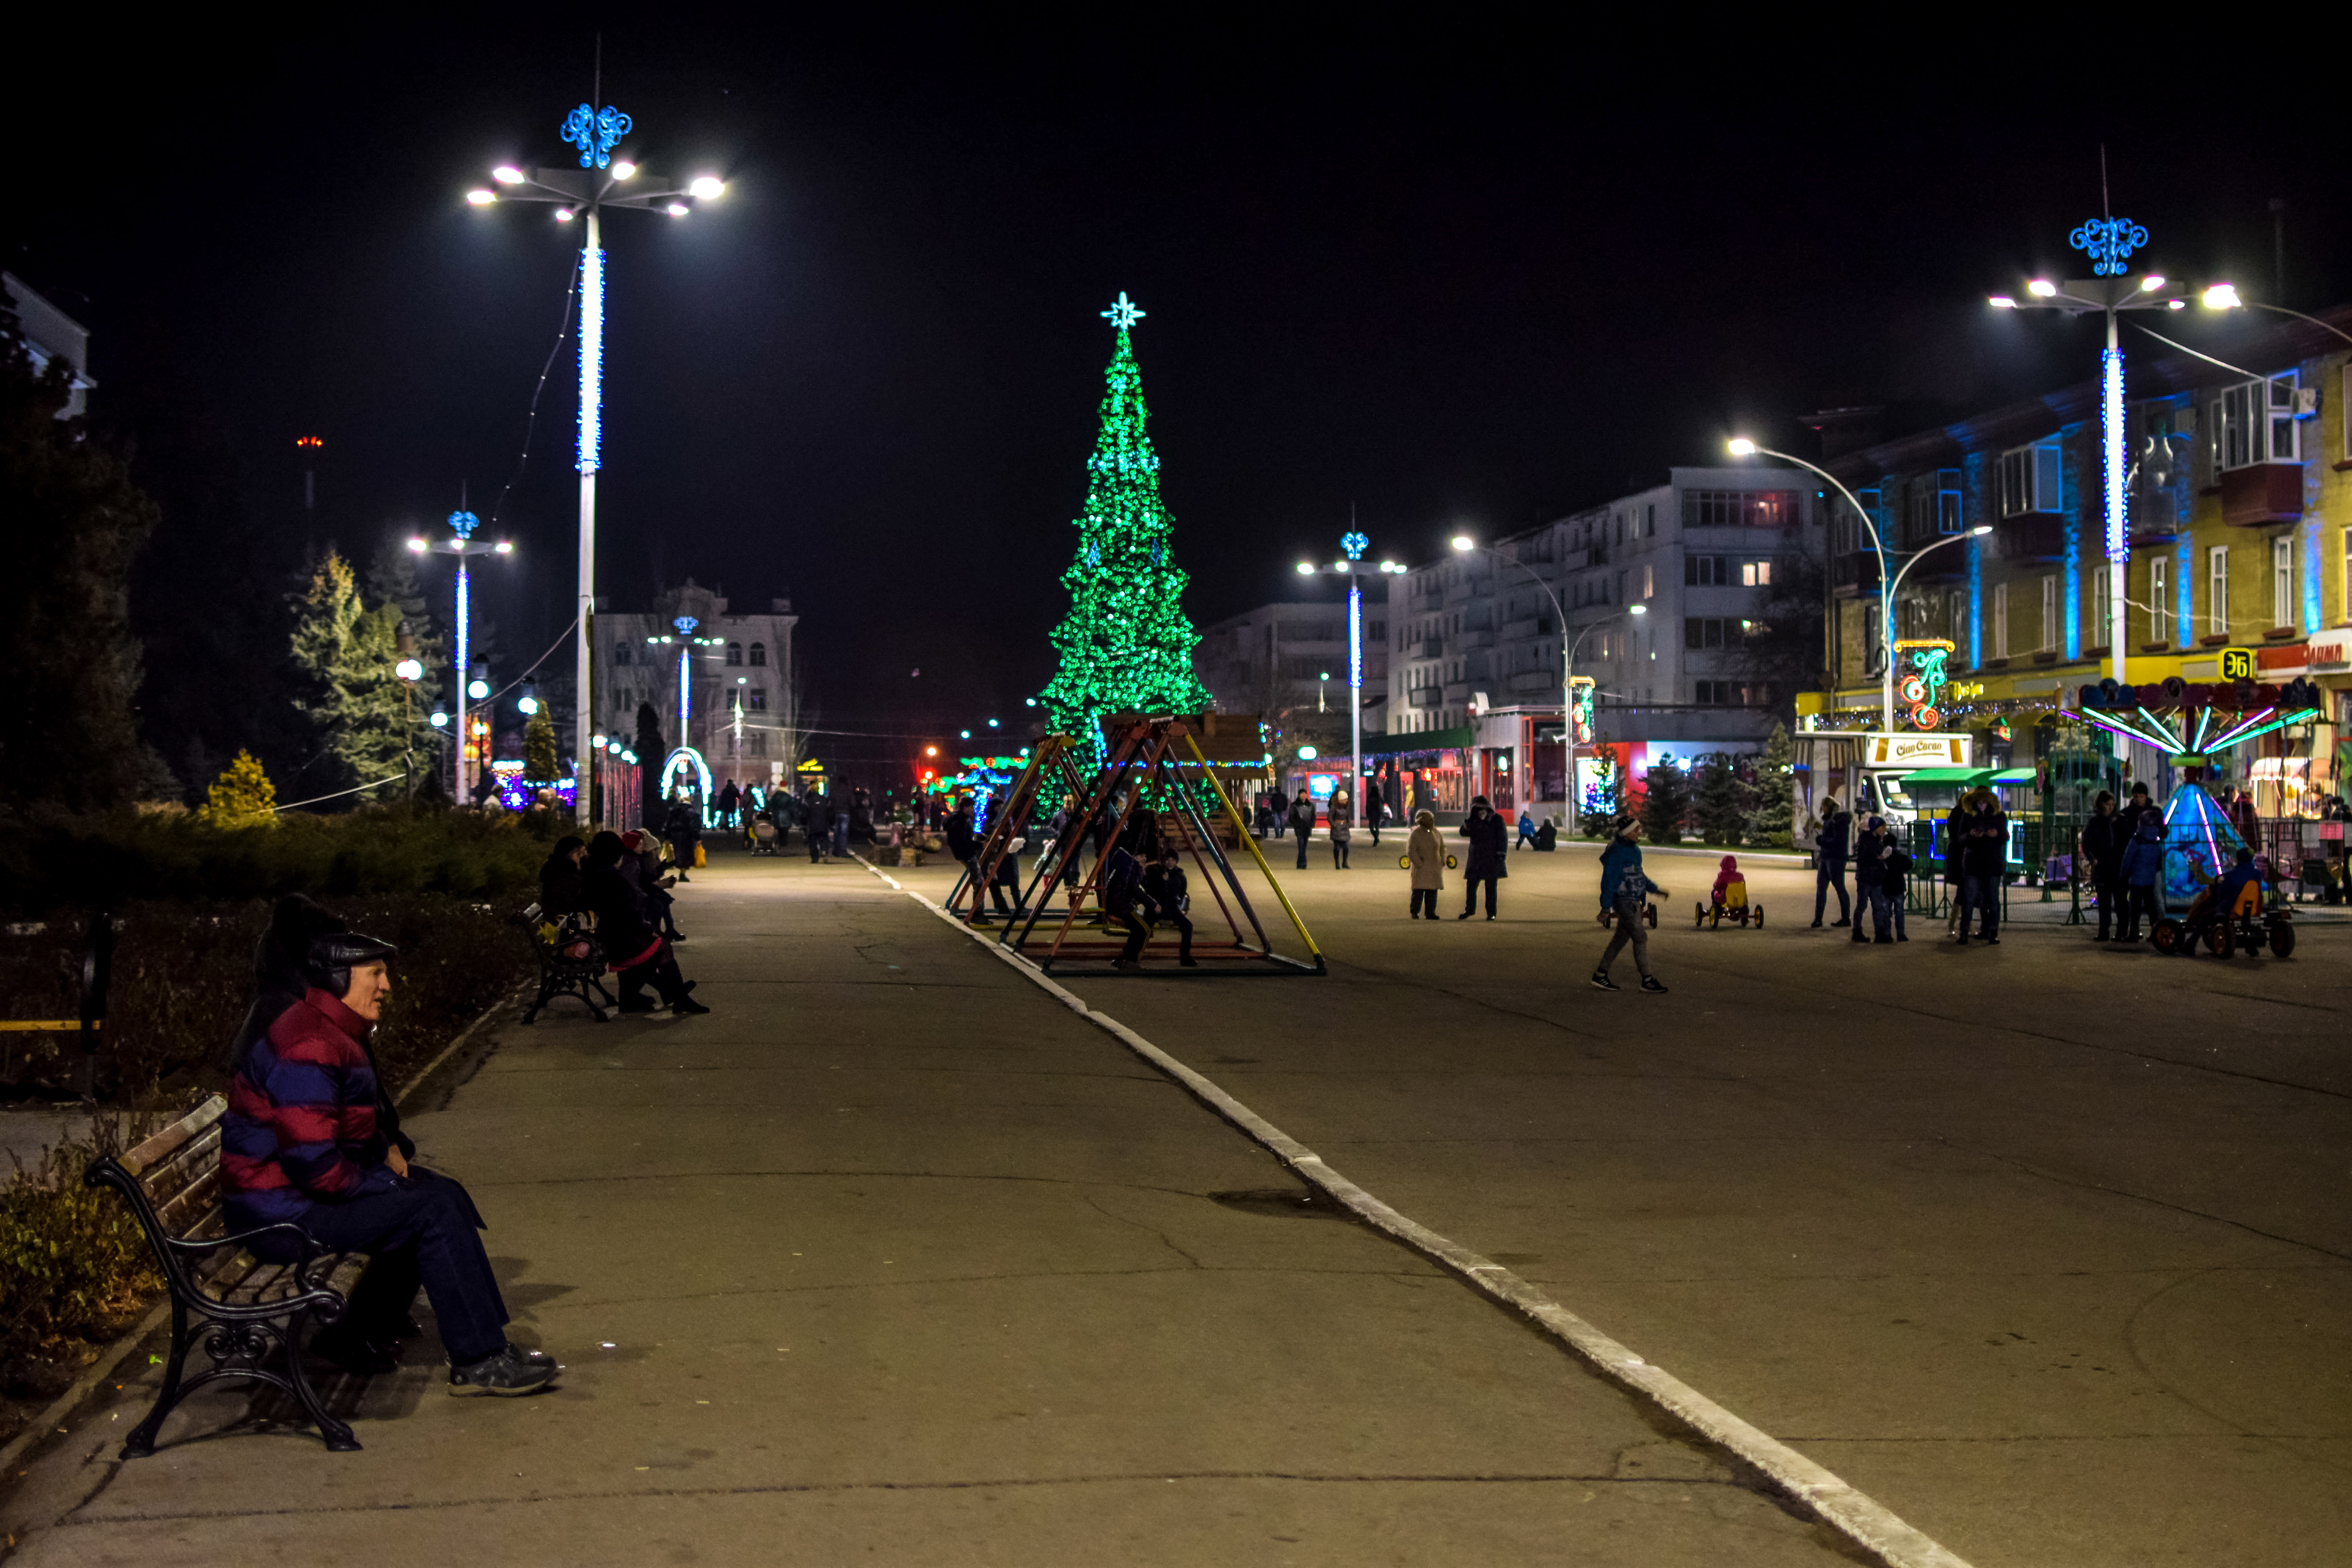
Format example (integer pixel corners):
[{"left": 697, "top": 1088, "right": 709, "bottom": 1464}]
[
  {"left": 2040, "top": 575, "right": 2058, "bottom": 652},
  {"left": 2212, "top": 374, "right": 2300, "bottom": 471},
  {"left": 2272, "top": 536, "right": 2294, "bottom": 630}
]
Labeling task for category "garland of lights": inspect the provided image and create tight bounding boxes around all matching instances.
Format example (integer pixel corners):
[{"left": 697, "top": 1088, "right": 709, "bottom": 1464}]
[{"left": 1039, "top": 294, "right": 1212, "bottom": 752}]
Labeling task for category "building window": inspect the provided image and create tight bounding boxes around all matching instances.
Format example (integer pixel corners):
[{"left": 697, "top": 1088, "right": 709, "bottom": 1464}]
[
  {"left": 1694, "top": 680, "right": 1729, "bottom": 705},
  {"left": 1907, "top": 470, "right": 1963, "bottom": 540},
  {"left": 1999, "top": 441, "right": 2062, "bottom": 516},
  {"left": 1741, "top": 558, "right": 1773, "bottom": 586},
  {"left": 1646, "top": 504, "right": 1657, "bottom": 536},
  {"left": 748, "top": 688, "right": 767, "bottom": 712},
  {"left": 1682, "top": 490, "right": 1802, "bottom": 528},
  {"left": 2149, "top": 555, "right": 2170, "bottom": 644},
  {"left": 1642, "top": 564, "right": 1655, "bottom": 598},
  {"left": 614, "top": 641, "right": 632, "bottom": 666},
  {"left": 725, "top": 642, "right": 743, "bottom": 666},
  {"left": 1993, "top": 582, "right": 2009, "bottom": 659},
  {"left": 2090, "top": 564, "right": 2110, "bottom": 649},
  {"left": 1683, "top": 617, "right": 1734, "bottom": 649},
  {"left": 2209, "top": 546, "right": 2229, "bottom": 636},
  {"left": 2272, "top": 535, "right": 2294, "bottom": 629},
  {"left": 2213, "top": 375, "right": 2299, "bottom": 471},
  {"left": 2040, "top": 574, "right": 2058, "bottom": 652},
  {"left": 1686, "top": 554, "right": 1727, "bottom": 586},
  {"left": 749, "top": 732, "right": 767, "bottom": 757}
]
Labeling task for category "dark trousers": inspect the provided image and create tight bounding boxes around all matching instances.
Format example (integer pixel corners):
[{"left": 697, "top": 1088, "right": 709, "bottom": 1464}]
[
  {"left": 808, "top": 827, "right": 826, "bottom": 862},
  {"left": 989, "top": 854, "right": 1020, "bottom": 913},
  {"left": 1463, "top": 872, "right": 1499, "bottom": 917},
  {"left": 1331, "top": 838, "right": 1351, "bottom": 868},
  {"left": 1814, "top": 857, "right": 1851, "bottom": 922},
  {"left": 267, "top": 1171, "right": 508, "bottom": 1365},
  {"left": 618, "top": 941, "right": 689, "bottom": 1006},
  {"left": 1151, "top": 907, "right": 1193, "bottom": 960},
  {"left": 2118, "top": 883, "right": 2160, "bottom": 940},
  {"left": 1409, "top": 889, "right": 1438, "bottom": 918},
  {"left": 1854, "top": 882, "right": 1891, "bottom": 939},
  {"left": 1368, "top": 821, "right": 1382, "bottom": 846},
  {"left": 1113, "top": 907, "right": 1150, "bottom": 962},
  {"left": 1296, "top": 833, "right": 1310, "bottom": 869},
  {"left": 1958, "top": 873, "right": 2001, "bottom": 939},
  {"left": 2094, "top": 875, "right": 2122, "bottom": 937},
  {"left": 1598, "top": 892, "right": 1652, "bottom": 978}
]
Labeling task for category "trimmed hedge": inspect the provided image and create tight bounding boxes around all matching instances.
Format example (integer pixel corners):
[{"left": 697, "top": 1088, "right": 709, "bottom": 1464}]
[{"left": 0, "top": 801, "right": 559, "bottom": 917}]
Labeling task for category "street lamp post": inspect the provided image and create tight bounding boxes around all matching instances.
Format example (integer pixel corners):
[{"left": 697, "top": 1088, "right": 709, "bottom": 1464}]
[
  {"left": 1988, "top": 217, "right": 2183, "bottom": 690},
  {"left": 1297, "top": 531, "right": 1407, "bottom": 828},
  {"left": 1449, "top": 535, "right": 1644, "bottom": 828},
  {"left": 468, "top": 102, "right": 728, "bottom": 823},
  {"left": 409, "top": 510, "right": 513, "bottom": 805}
]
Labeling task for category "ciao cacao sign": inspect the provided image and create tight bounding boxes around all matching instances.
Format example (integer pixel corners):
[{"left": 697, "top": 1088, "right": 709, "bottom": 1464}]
[{"left": 1863, "top": 732, "right": 1970, "bottom": 768}]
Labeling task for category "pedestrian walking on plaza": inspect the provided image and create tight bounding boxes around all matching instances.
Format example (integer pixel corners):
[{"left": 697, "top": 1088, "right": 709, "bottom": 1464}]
[
  {"left": 1290, "top": 789, "right": 1317, "bottom": 870},
  {"left": 2117, "top": 811, "right": 2164, "bottom": 942},
  {"left": 1953, "top": 787, "right": 2009, "bottom": 945},
  {"left": 663, "top": 798, "right": 701, "bottom": 880},
  {"left": 1406, "top": 808, "right": 1445, "bottom": 919},
  {"left": 1365, "top": 787, "right": 1386, "bottom": 847},
  {"left": 1457, "top": 794, "right": 1508, "bottom": 919},
  {"left": 1592, "top": 813, "right": 1667, "bottom": 992},
  {"left": 804, "top": 791, "right": 831, "bottom": 863},
  {"left": 1811, "top": 797, "right": 1853, "bottom": 927},
  {"left": 1852, "top": 815, "right": 1896, "bottom": 943},
  {"left": 831, "top": 801, "right": 852, "bottom": 858},
  {"left": 2080, "top": 791, "right": 2128, "bottom": 940},
  {"left": 1329, "top": 805, "right": 1351, "bottom": 869},
  {"left": 1882, "top": 828, "right": 1913, "bottom": 941}
]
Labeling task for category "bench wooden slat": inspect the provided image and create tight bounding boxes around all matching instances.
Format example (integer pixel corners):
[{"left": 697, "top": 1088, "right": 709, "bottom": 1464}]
[
  {"left": 153, "top": 1164, "right": 223, "bottom": 1236},
  {"left": 120, "top": 1096, "right": 227, "bottom": 1179}
]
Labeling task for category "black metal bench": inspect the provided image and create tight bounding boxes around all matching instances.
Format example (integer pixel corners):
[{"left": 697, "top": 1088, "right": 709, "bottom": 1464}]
[
  {"left": 522, "top": 903, "right": 611, "bottom": 1024},
  {"left": 83, "top": 1094, "right": 373, "bottom": 1455}
]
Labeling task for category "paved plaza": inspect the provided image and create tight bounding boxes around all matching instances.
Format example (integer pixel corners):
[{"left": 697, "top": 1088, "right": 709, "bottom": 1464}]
[{"left": 3, "top": 842, "right": 2347, "bottom": 1566}]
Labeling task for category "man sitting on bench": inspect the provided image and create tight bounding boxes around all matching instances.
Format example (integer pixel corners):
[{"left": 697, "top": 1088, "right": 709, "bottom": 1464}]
[{"left": 221, "top": 922, "right": 559, "bottom": 1395}]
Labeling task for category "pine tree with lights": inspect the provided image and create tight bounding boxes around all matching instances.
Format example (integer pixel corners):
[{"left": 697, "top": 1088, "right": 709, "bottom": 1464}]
[{"left": 1040, "top": 295, "right": 1212, "bottom": 753}]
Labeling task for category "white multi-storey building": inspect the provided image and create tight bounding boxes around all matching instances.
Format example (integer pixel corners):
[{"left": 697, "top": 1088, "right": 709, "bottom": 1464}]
[
  {"left": 1384, "top": 466, "right": 1822, "bottom": 818},
  {"left": 598, "top": 578, "right": 799, "bottom": 796}
]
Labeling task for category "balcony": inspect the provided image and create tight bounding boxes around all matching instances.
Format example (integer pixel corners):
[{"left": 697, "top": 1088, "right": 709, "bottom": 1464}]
[
  {"left": 1900, "top": 545, "right": 1969, "bottom": 585},
  {"left": 1994, "top": 511, "right": 2066, "bottom": 563},
  {"left": 1832, "top": 550, "right": 1882, "bottom": 597},
  {"left": 2221, "top": 462, "right": 2302, "bottom": 527}
]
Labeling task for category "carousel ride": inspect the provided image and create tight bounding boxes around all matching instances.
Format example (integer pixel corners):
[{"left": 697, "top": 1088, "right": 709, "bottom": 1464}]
[{"left": 2063, "top": 673, "right": 2324, "bottom": 905}]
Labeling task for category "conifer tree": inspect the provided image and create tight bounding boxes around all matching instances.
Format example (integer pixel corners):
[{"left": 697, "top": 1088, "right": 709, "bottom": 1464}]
[
  {"left": 1040, "top": 296, "right": 1211, "bottom": 754},
  {"left": 289, "top": 551, "right": 418, "bottom": 789},
  {"left": 1749, "top": 723, "right": 1795, "bottom": 846},
  {"left": 199, "top": 749, "right": 277, "bottom": 828},
  {"left": 1691, "top": 751, "right": 1752, "bottom": 846},
  {"left": 367, "top": 535, "right": 443, "bottom": 713},
  {"left": 524, "top": 707, "right": 560, "bottom": 784},
  {"left": 1639, "top": 752, "right": 1691, "bottom": 845}
]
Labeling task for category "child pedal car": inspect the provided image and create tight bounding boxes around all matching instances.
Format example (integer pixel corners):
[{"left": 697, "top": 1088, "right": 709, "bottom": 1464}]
[
  {"left": 2151, "top": 847, "right": 2295, "bottom": 959},
  {"left": 1695, "top": 854, "right": 1763, "bottom": 928}
]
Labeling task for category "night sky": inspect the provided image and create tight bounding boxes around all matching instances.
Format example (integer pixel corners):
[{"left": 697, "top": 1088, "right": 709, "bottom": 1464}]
[{"left": 12, "top": 18, "right": 2350, "bottom": 783}]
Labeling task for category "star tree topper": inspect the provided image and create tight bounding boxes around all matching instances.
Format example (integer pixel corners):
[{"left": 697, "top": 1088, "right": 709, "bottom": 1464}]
[{"left": 1101, "top": 291, "right": 1146, "bottom": 330}]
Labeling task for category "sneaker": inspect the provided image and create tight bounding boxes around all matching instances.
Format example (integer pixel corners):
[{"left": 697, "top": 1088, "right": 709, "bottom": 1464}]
[
  {"left": 1589, "top": 971, "right": 1618, "bottom": 990},
  {"left": 448, "top": 1342, "right": 561, "bottom": 1397},
  {"left": 1809, "top": 919, "right": 1822, "bottom": 928},
  {"left": 1179, "top": 957, "right": 1199, "bottom": 968},
  {"left": 1874, "top": 935, "right": 1894, "bottom": 944},
  {"left": 667, "top": 932, "right": 689, "bottom": 944},
  {"left": 1639, "top": 975, "right": 1668, "bottom": 993},
  {"left": 671, "top": 996, "right": 711, "bottom": 1015},
  {"left": 1112, "top": 958, "right": 1141, "bottom": 971}
]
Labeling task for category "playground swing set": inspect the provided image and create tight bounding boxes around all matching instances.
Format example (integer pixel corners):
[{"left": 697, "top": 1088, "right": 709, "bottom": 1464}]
[{"left": 945, "top": 718, "right": 1324, "bottom": 976}]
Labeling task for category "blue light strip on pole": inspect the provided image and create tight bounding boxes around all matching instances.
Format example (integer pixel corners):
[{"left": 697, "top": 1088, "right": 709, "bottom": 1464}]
[
  {"left": 577, "top": 247, "right": 604, "bottom": 474},
  {"left": 2102, "top": 347, "right": 2127, "bottom": 563},
  {"left": 1348, "top": 581, "right": 1362, "bottom": 690}
]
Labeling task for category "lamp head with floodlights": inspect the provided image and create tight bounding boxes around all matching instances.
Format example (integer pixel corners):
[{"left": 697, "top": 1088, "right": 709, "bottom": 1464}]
[{"left": 466, "top": 101, "right": 729, "bottom": 223}]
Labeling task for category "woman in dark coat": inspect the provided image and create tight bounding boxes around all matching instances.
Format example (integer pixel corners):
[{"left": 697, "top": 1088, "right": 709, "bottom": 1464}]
[
  {"left": 538, "top": 836, "right": 586, "bottom": 917},
  {"left": 583, "top": 832, "right": 707, "bottom": 1014}
]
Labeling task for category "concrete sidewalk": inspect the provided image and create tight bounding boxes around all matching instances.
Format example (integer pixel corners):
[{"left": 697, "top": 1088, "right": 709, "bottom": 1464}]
[{"left": 0, "top": 859, "right": 1853, "bottom": 1566}]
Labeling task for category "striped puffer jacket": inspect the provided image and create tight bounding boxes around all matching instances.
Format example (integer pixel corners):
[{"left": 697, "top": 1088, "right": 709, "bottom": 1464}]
[{"left": 221, "top": 988, "right": 395, "bottom": 1228}]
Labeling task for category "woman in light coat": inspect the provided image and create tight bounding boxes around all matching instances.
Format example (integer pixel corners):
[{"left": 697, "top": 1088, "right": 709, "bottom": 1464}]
[{"left": 1405, "top": 809, "right": 1445, "bottom": 920}]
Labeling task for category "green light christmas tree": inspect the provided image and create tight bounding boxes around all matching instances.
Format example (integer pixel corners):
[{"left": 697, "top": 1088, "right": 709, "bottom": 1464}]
[{"left": 1041, "top": 293, "right": 1212, "bottom": 754}]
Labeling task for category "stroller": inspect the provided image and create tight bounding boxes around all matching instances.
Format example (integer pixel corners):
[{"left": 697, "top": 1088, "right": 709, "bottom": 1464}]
[{"left": 751, "top": 814, "right": 781, "bottom": 855}]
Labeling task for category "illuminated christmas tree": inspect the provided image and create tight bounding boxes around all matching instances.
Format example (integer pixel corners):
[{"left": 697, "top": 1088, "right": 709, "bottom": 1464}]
[{"left": 1040, "top": 294, "right": 1211, "bottom": 753}]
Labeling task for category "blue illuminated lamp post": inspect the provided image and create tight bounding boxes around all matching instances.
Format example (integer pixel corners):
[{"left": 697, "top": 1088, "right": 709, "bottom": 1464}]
[
  {"left": 1297, "top": 530, "right": 1407, "bottom": 827},
  {"left": 408, "top": 510, "right": 513, "bottom": 804},
  {"left": 1988, "top": 215, "right": 2184, "bottom": 690},
  {"left": 467, "top": 101, "right": 728, "bottom": 820}
]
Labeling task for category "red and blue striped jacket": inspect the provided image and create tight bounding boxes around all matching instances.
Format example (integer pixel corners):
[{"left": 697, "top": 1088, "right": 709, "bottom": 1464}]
[{"left": 222, "top": 988, "right": 395, "bottom": 1228}]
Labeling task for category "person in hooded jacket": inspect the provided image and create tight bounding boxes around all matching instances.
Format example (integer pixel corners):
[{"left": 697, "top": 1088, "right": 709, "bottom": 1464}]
[
  {"left": 2116, "top": 810, "right": 2165, "bottom": 943},
  {"left": 584, "top": 832, "right": 708, "bottom": 1014},
  {"left": 1811, "top": 798, "right": 1854, "bottom": 928},
  {"left": 1456, "top": 795, "right": 1509, "bottom": 919},
  {"left": 1405, "top": 809, "right": 1445, "bottom": 919},
  {"left": 1953, "top": 788, "right": 2009, "bottom": 945},
  {"left": 620, "top": 830, "right": 685, "bottom": 942},
  {"left": 2079, "top": 791, "right": 2128, "bottom": 940},
  {"left": 1592, "top": 813, "right": 1667, "bottom": 991},
  {"left": 538, "top": 836, "right": 586, "bottom": 917},
  {"left": 221, "top": 899, "right": 557, "bottom": 1395},
  {"left": 1852, "top": 815, "right": 1897, "bottom": 943},
  {"left": 1289, "top": 790, "right": 1317, "bottom": 869}
]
